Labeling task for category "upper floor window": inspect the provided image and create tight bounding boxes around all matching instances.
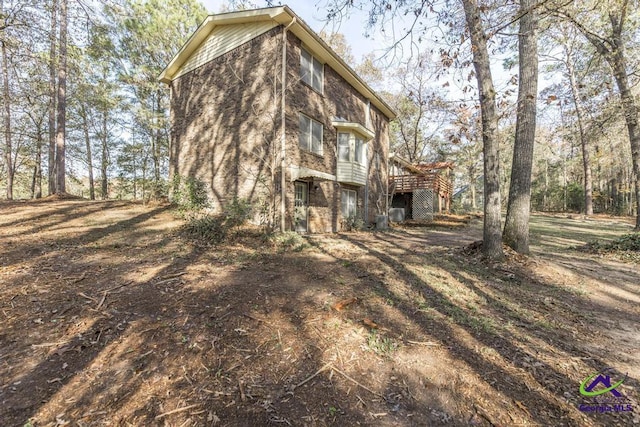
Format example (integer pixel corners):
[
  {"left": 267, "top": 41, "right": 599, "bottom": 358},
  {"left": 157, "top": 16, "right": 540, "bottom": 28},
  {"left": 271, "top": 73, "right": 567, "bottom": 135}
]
[
  {"left": 338, "top": 133, "right": 350, "bottom": 162},
  {"left": 299, "top": 113, "right": 323, "bottom": 155},
  {"left": 354, "top": 137, "right": 365, "bottom": 165},
  {"left": 337, "top": 132, "right": 366, "bottom": 166},
  {"left": 300, "top": 48, "right": 323, "bottom": 93}
]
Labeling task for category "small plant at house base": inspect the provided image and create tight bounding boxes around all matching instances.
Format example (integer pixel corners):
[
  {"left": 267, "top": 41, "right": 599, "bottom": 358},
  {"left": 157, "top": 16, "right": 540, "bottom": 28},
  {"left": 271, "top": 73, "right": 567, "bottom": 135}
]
[
  {"left": 223, "top": 198, "right": 252, "bottom": 228},
  {"left": 182, "top": 214, "right": 228, "bottom": 244},
  {"left": 181, "top": 197, "right": 253, "bottom": 245},
  {"left": 343, "top": 215, "right": 365, "bottom": 231},
  {"left": 171, "top": 175, "right": 209, "bottom": 212}
]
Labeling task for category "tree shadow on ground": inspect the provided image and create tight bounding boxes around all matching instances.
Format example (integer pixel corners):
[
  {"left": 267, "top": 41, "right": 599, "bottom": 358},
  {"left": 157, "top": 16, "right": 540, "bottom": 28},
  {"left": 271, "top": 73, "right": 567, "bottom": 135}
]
[
  {"left": 2, "top": 203, "right": 637, "bottom": 426},
  {"left": 4, "top": 203, "right": 459, "bottom": 425},
  {"left": 316, "top": 230, "right": 637, "bottom": 426}
]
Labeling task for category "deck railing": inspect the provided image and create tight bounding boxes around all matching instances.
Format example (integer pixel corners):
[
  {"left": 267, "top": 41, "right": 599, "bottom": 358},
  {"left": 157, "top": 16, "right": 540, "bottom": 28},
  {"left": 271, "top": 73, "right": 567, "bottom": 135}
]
[{"left": 390, "top": 173, "right": 453, "bottom": 196}]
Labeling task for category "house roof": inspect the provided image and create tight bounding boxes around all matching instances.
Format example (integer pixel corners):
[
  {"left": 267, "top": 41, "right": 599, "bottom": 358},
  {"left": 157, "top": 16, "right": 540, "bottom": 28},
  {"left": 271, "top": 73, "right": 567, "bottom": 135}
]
[
  {"left": 159, "top": 5, "right": 396, "bottom": 120},
  {"left": 389, "top": 154, "right": 425, "bottom": 175}
]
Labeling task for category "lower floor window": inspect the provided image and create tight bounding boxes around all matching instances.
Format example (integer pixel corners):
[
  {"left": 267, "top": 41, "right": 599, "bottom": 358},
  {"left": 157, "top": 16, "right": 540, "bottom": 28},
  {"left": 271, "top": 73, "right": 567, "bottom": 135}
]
[{"left": 341, "top": 189, "right": 357, "bottom": 218}]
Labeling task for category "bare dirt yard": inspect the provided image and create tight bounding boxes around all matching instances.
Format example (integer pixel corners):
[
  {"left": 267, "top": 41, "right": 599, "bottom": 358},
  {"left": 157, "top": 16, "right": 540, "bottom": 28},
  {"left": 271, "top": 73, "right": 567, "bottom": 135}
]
[{"left": 1, "top": 200, "right": 638, "bottom": 426}]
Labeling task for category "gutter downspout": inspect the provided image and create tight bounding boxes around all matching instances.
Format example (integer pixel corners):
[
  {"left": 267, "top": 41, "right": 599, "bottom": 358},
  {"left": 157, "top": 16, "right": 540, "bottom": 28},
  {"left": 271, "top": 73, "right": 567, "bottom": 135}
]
[
  {"left": 385, "top": 124, "right": 389, "bottom": 222},
  {"left": 280, "top": 18, "right": 296, "bottom": 232},
  {"left": 364, "top": 100, "right": 371, "bottom": 224}
]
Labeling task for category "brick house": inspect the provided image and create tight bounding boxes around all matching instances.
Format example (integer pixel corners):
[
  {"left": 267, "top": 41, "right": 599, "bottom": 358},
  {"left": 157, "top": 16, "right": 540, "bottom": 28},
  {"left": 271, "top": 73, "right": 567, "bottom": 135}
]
[{"left": 159, "top": 6, "right": 395, "bottom": 232}]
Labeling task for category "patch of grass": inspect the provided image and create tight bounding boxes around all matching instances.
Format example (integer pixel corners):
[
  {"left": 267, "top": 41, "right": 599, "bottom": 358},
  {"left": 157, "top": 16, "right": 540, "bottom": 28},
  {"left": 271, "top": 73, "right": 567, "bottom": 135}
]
[
  {"left": 534, "top": 319, "right": 555, "bottom": 330},
  {"left": 365, "top": 331, "right": 398, "bottom": 357},
  {"left": 598, "top": 232, "right": 640, "bottom": 251},
  {"left": 268, "top": 231, "right": 308, "bottom": 252},
  {"left": 577, "top": 232, "right": 640, "bottom": 262}
]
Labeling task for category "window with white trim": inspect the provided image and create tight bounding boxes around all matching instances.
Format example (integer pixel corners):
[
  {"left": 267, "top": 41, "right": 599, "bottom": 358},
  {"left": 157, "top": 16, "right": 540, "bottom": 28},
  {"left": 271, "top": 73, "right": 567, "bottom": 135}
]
[
  {"left": 354, "top": 136, "right": 365, "bottom": 165},
  {"left": 341, "top": 189, "right": 357, "bottom": 218},
  {"left": 299, "top": 113, "right": 323, "bottom": 155},
  {"left": 300, "top": 48, "right": 323, "bottom": 92},
  {"left": 338, "top": 133, "right": 350, "bottom": 161},
  {"left": 336, "top": 132, "right": 366, "bottom": 166}
]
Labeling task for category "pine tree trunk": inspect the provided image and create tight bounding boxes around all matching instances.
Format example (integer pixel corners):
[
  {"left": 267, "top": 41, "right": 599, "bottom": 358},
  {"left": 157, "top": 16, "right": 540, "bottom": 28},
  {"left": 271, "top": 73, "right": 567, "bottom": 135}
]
[
  {"left": 133, "top": 156, "right": 137, "bottom": 200},
  {"left": 55, "top": 0, "right": 67, "bottom": 194},
  {"left": 471, "top": 177, "right": 477, "bottom": 209},
  {"left": 503, "top": 0, "right": 539, "bottom": 254},
  {"left": 462, "top": 0, "right": 504, "bottom": 260},
  {"left": 1, "top": 35, "right": 13, "bottom": 200},
  {"left": 81, "top": 105, "right": 95, "bottom": 200},
  {"left": 101, "top": 109, "right": 108, "bottom": 199},
  {"left": 1, "top": 0, "right": 13, "bottom": 200},
  {"left": 152, "top": 91, "right": 162, "bottom": 199},
  {"left": 565, "top": 48, "right": 593, "bottom": 215},
  {"left": 32, "top": 122, "right": 43, "bottom": 199},
  {"left": 48, "top": 0, "right": 57, "bottom": 195},
  {"left": 543, "top": 159, "right": 548, "bottom": 210}
]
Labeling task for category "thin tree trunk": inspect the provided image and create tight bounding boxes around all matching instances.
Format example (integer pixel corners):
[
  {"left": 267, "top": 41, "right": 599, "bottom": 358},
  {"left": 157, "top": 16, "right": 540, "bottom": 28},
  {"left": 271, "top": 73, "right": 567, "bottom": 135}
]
[
  {"left": 462, "top": 0, "right": 504, "bottom": 260},
  {"left": 80, "top": 105, "right": 95, "bottom": 200},
  {"left": 101, "top": 108, "right": 108, "bottom": 199},
  {"left": 503, "top": 0, "right": 539, "bottom": 254},
  {"left": 565, "top": 47, "right": 593, "bottom": 215},
  {"left": 152, "top": 91, "right": 162, "bottom": 198},
  {"left": 132, "top": 151, "right": 137, "bottom": 200},
  {"left": 32, "top": 121, "right": 43, "bottom": 199},
  {"left": 470, "top": 176, "right": 477, "bottom": 209},
  {"left": 48, "top": 0, "right": 57, "bottom": 195},
  {"left": 55, "top": 0, "right": 67, "bottom": 194},
  {"left": 628, "top": 169, "right": 633, "bottom": 216},
  {"left": 563, "top": 159, "right": 567, "bottom": 211},
  {"left": 1, "top": 0, "right": 13, "bottom": 200},
  {"left": 543, "top": 158, "right": 548, "bottom": 210},
  {"left": 142, "top": 148, "right": 148, "bottom": 200},
  {"left": 1, "top": 33, "right": 12, "bottom": 200},
  {"left": 32, "top": 146, "right": 42, "bottom": 199}
]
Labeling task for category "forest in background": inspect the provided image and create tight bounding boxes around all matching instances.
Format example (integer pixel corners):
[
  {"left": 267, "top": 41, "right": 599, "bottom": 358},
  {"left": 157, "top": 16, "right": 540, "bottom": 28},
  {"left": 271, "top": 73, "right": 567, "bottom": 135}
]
[
  {"left": 0, "top": 0, "right": 207, "bottom": 201},
  {"left": 0, "top": 0, "right": 638, "bottom": 223}
]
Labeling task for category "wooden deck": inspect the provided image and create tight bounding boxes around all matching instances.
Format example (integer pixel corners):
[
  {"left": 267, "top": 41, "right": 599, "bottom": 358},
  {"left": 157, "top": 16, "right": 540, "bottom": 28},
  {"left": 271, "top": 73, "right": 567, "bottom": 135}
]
[{"left": 389, "top": 173, "right": 453, "bottom": 197}]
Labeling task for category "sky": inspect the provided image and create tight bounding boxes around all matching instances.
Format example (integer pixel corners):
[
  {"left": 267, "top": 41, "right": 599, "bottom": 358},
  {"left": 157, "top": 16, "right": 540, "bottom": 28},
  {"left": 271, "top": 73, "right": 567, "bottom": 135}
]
[{"left": 196, "top": 0, "right": 533, "bottom": 105}]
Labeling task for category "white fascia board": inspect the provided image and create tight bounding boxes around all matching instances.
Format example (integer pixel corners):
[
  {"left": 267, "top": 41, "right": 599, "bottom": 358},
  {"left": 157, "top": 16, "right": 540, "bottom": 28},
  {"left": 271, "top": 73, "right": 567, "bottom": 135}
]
[{"left": 331, "top": 121, "right": 376, "bottom": 140}]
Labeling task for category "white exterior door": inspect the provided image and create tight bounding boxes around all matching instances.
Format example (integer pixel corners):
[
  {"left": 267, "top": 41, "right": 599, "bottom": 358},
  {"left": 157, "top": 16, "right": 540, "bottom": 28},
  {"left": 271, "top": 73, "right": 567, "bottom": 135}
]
[{"left": 294, "top": 182, "right": 309, "bottom": 232}]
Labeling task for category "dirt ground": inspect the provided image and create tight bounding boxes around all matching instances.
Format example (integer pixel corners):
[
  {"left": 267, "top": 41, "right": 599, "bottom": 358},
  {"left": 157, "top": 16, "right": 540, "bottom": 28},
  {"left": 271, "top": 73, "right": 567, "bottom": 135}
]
[{"left": 1, "top": 200, "right": 638, "bottom": 426}]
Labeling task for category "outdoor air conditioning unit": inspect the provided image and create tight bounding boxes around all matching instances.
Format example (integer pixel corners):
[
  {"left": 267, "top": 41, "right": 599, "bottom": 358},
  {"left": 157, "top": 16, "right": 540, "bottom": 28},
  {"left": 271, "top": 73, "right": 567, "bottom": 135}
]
[{"left": 388, "top": 208, "right": 405, "bottom": 222}]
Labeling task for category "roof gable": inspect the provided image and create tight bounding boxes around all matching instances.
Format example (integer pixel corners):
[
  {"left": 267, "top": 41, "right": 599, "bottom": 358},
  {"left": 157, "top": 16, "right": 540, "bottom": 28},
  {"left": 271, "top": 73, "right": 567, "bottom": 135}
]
[
  {"left": 159, "top": 6, "right": 396, "bottom": 120},
  {"left": 176, "top": 21, "right": 277, "bottom": 80}
]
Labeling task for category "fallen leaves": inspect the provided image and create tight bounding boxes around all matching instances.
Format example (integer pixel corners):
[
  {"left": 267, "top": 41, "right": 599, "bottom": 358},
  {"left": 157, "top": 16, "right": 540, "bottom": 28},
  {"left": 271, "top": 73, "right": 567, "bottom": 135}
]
[
  {"left": 362, "top": 318, "right": 378, "bottom": 329},
  {"left": 333, "top": 297, "right": 357, "bottom": 311}
]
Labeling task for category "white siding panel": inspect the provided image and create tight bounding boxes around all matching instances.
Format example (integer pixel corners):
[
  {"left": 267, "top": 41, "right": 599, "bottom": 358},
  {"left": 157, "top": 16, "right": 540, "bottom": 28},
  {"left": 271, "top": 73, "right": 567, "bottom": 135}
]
[
  {"left": 337, "top": 161, "right": 366, "bottom": 186},
  {"left": 176, "top": 21, "right": 278, "bottom": 78}
]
